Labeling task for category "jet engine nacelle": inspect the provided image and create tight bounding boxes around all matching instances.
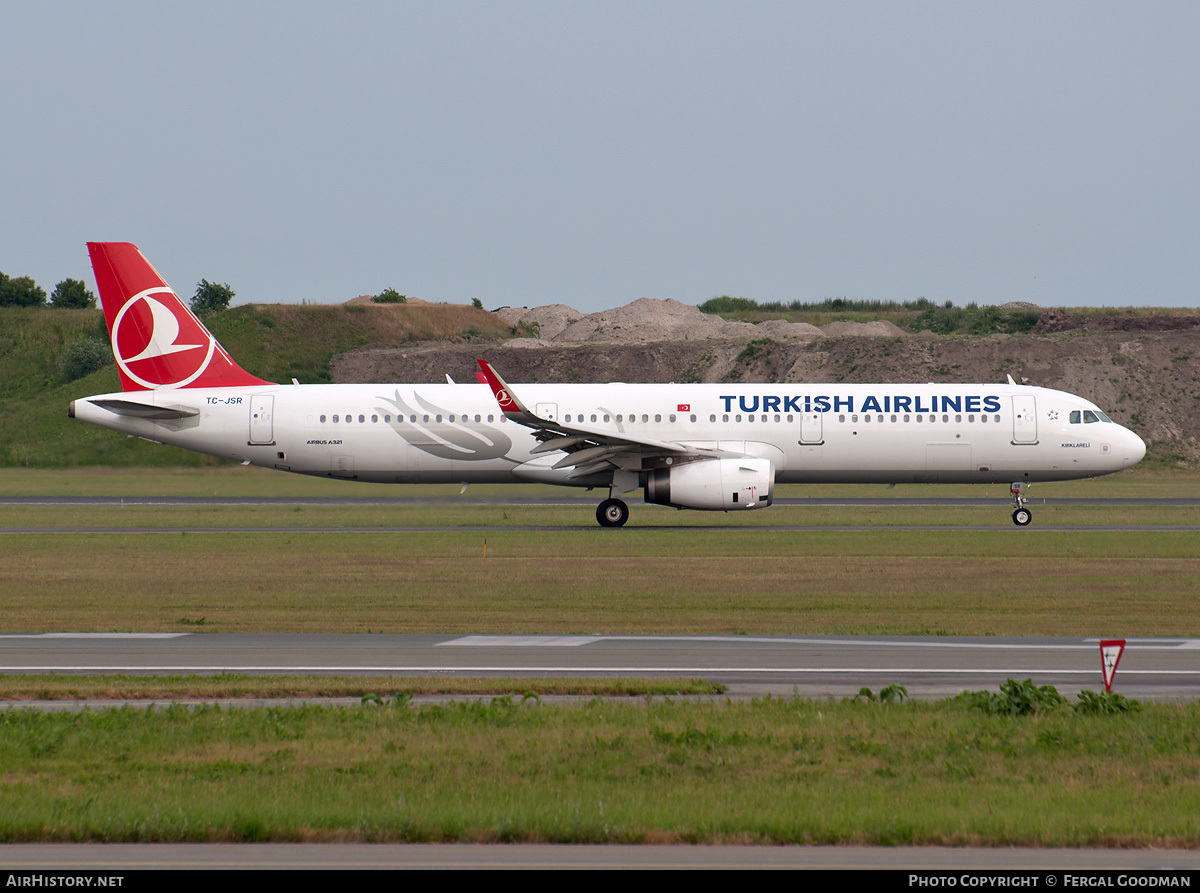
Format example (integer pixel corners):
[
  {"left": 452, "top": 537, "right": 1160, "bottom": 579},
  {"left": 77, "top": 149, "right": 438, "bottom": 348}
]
[{"left": 644, "top": 457, "right": 774, "bottom": 512}]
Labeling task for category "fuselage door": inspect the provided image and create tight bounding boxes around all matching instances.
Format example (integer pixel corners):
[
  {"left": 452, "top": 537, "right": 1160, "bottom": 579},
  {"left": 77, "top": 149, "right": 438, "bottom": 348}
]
[
  {"left": 249, "top": 394, "right": 275, "bottom": 444},
  {"left": 535, "top": 402, "right": 559, "bottom": 422},
  {"left": 799, "top": 412, "right": 824, "bottom": 445},
  {"left": 1011, "top": 395, "right": 1038, "bottom": 443}
]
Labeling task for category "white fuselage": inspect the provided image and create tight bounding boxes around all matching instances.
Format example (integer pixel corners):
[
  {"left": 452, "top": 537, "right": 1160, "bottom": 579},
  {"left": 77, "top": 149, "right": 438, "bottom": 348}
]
[{"left": 72, "top": 380, "right": 1146, "bottom": 487}]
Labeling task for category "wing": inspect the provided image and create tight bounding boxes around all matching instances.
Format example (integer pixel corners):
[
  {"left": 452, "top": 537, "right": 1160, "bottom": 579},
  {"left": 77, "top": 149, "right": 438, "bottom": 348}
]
[{"left": 476, "top": 359, "right": 733, "bottom": 479}]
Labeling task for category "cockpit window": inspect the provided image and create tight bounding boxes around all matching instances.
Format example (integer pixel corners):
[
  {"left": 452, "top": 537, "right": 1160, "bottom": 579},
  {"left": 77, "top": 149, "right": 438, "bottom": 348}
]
[{"left": 1070, "top": 409, "right": 1110, "bottom": 424}]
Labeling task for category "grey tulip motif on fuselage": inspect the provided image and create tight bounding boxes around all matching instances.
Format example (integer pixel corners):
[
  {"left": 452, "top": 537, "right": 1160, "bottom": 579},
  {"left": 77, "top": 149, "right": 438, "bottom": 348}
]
[{"left": 377, "top": 390, "right": 515, "bottom": 462}]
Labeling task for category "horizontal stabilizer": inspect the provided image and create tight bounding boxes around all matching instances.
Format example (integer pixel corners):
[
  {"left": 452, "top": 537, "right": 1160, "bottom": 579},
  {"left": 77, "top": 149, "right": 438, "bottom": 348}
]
[{"left": 87, "top": 399, "right": 200, "bottom": 420}]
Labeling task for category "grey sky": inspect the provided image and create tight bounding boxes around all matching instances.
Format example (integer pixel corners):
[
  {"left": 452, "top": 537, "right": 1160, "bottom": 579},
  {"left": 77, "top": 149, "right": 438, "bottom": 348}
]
[{"left": 3, "top": 1, "right": 1197, "bottom": 312}]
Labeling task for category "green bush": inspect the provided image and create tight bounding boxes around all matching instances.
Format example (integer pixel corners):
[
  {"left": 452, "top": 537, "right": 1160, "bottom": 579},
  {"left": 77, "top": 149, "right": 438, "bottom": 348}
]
[
  {"left": 698, "top": 296, "right": 759, "bottom": 314},
  {"left": 957, "top": 678, "right": 1066, "bottom": 716},
  {"left": 736, "top": 338, "right": 777, "bottom": 364},
  {"left": 853, "top": 684, "right": 908, "bottom": 703},
  {"left": 1074, "top": 689, "right": 1140, "bottom": 715},
  {"left": 59, "top": 337, "right": 113, "bottom": 383},
  {"left": 373, "top": 288, "right": 407, "bottom": 304}
]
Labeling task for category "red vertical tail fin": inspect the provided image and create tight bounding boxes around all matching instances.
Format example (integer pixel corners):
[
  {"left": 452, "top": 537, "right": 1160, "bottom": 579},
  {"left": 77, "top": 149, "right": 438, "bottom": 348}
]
[{"left": 87, "top": 242, "right": 271, "bottom": 391}]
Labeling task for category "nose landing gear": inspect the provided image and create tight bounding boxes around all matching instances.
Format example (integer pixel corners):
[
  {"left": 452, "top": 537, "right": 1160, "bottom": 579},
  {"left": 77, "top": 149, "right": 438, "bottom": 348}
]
[{"left": 1010, "top": 482, "right": 1031, "bottom": 526}]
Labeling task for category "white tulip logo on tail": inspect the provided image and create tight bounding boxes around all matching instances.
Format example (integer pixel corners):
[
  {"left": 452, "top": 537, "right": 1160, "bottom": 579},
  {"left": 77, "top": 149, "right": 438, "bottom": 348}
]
[{"left": 112, "top": 287, "right": 216, "bottom": 389}]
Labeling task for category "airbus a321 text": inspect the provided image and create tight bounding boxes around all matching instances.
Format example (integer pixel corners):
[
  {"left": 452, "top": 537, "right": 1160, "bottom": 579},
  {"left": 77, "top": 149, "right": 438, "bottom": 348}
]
[{"left": 71, "top": 242, "right": 1146, "bottom": 527}]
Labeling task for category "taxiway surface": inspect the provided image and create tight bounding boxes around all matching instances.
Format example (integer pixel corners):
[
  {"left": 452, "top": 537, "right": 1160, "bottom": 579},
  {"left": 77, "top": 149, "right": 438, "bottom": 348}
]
[{"left": 1, "top": 634, "right": 1195, "bottom": 701}]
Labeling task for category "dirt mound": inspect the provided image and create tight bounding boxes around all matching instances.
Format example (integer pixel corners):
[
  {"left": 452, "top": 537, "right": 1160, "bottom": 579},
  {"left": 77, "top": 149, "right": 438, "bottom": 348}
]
[
  {"left": 754, "top": 319, "right": 826, "bottom": 339},
  {"left": 333, "top": 340, "right": 752, "bottom": 385},
  {"left": 1032, "top": 309, "right": 1200, "bottom": 334},
  {"left": 495, "top": 304, "right": 584, "bottom": 340},
  {"left": 495, "top": 298, "right": 926, "bottom": 343},
  {"left": 820, "top": 320, "right": 907, "bottom": 337},
  {"left": 335, "top": 327, "right": 1200, "bottom": 464},
  {"left": 551, "top": 297, "right": 760, "bottom": 343}
]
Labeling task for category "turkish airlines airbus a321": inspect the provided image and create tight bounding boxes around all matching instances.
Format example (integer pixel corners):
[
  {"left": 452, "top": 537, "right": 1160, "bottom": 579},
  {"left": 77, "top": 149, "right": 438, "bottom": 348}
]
[{"left": 71, "top": 242, "right": 1146, "bottom": 527}]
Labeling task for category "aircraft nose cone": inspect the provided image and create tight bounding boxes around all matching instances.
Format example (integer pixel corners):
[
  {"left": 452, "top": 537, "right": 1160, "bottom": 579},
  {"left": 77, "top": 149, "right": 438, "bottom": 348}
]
[{"left": 1125, "top": 429, "right": 1146, "bottom": 467}]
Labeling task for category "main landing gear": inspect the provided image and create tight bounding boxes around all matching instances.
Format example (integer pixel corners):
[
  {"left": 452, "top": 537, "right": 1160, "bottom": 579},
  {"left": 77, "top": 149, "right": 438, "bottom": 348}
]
[
  {"left": 597, "top": 498, "right": 629, "bottom": 528},
  {"left": 1010, "top": 481, "right": 1031, "bottom": 526}
]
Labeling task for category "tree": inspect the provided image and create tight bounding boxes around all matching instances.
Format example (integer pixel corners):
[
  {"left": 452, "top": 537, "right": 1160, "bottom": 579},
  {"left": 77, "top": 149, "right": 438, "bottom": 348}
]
[
  {"left": 50, "top": 278, "right": 96, "bottom": 309},
  {"left": 0, "top": 274, "right": 47, "bottom": 307},
  {"left": 191, "top": 279, "right": 235, "bottom": 316},
  {"left": 372, "top": 288, "right": 406, "bottom": 304}
]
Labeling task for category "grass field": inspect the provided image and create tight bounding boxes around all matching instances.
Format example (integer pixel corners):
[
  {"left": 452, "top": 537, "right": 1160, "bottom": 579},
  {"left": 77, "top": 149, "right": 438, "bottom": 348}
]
[
  {"left": 0, "top": 675, "right": 720, "bottom": 701},
  {"left": 1, "top": 467, "right": 1197, "bottom": 636},
  {"left": 2, "top": 513, "right": 1199, "bottom": 635},
  {"left": 2, "top": 467, "right": 1197, "bottom": 847},
  {"left": 0, "top": 697, "right": 1196, "bottom": 845}
]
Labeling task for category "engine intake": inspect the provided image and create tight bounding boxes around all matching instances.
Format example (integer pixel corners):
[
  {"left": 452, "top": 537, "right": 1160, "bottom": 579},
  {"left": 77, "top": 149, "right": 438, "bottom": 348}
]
[{"left": 645, "top": 457, "right": 774, "bottom": 511}]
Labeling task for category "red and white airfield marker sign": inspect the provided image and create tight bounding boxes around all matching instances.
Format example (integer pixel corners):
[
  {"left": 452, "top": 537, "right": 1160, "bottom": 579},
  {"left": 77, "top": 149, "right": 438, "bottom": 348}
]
[{"left": 1099, "top": 639, "right": 1126, "bottom": 692}]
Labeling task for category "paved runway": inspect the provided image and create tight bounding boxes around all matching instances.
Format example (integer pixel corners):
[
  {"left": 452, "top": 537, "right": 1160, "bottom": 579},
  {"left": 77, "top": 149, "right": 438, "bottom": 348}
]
[{"left": 1, "top": 633, "right": 1195, "bottom": 700}]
